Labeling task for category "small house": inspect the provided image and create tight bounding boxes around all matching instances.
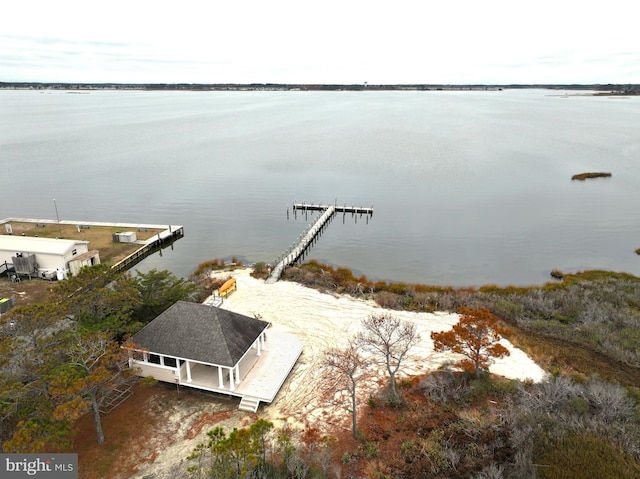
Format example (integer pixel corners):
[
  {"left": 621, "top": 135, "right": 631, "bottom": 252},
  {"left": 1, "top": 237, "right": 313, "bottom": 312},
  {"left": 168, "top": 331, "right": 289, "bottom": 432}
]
[{"left": 128, "top": 301, "right": 302, "bottom": 412}]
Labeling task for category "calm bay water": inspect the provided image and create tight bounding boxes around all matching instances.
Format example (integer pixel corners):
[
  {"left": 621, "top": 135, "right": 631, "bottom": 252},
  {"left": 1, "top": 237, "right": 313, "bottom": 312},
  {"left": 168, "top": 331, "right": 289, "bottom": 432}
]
[{"left": 1, "top": 89, "right": 639, "bottom": 286}]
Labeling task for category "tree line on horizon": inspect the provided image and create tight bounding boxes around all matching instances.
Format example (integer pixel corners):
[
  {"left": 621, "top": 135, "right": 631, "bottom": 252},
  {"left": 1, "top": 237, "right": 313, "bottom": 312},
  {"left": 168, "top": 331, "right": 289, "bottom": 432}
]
[{"left": 1, "top": 82, "right": 638, "bottom": 93}]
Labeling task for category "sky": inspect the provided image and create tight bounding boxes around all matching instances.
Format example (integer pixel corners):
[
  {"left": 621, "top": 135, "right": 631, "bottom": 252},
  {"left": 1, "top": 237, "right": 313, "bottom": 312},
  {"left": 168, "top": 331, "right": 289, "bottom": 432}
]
[{"left": 2, "top": 0, "right": 638, "bottom": 85}]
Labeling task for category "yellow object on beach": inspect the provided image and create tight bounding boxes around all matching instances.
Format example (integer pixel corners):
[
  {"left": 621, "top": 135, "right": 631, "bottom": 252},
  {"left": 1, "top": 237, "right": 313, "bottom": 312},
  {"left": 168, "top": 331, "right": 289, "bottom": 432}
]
[{"left": 219, "top": 278, "right": 236, "bottom": 297}]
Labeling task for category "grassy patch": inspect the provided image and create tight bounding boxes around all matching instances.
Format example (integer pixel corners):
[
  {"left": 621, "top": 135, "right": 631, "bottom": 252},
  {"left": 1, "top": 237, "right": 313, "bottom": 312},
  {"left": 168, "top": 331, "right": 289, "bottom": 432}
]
[
  {"left": 535, "top": 433, "right": 640, "bottom": 479},
  {"left": 571, "top": 172, "right": 612, "bottom": 180}
]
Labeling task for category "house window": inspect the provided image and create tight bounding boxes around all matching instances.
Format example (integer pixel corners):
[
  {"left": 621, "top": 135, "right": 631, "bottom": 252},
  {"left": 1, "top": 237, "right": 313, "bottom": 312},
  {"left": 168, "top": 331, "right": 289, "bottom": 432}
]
[
  {"left": 148, "top": 354, "right": 161, "bottom": 365},
  {"left": 164, "top": 357, "right": 177, "bottom": 368},
  {"left": 72, "top": 248, "right": 77, "bottom": 256}
]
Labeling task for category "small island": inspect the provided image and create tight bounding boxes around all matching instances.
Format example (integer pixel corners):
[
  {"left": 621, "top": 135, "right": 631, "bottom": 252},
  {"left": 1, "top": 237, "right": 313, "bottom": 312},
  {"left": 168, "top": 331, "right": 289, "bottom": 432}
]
[{"left": 571, "top": 172, "right": 612, "bottom": 181}]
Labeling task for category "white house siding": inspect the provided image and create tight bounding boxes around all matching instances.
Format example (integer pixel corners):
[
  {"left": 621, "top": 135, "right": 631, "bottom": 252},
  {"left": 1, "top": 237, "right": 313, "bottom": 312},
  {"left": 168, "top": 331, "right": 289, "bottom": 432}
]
[
  {"left": 134, "top": 361, "right": 178, "bottom": 384},
  {"left": 132, "top": 345, "right": 262, "bottom": 395},
  {"left": 0, "top": 236, "right": 89, "bottom": 275},
  {"left": 61, "top": 246, "right": 89, "bottom": 267},
  {"left": 178, "top": 362, "right": 188, "bottom": 382}
]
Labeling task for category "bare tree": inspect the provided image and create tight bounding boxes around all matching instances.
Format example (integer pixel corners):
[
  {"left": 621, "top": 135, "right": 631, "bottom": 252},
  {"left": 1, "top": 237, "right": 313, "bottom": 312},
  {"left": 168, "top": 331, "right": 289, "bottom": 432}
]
[
  {"left": 357, "top": 313, "right": 420, "bottom": 401},
  {"left": 321, "top": 339, "right": 371, "bottom": 439}
]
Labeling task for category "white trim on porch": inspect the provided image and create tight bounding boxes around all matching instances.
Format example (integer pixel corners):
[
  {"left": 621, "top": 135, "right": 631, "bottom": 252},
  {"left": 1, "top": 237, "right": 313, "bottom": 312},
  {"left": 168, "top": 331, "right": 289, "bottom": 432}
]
[{"left": 129, "top": 331, "right": 301, "bottom": 405}]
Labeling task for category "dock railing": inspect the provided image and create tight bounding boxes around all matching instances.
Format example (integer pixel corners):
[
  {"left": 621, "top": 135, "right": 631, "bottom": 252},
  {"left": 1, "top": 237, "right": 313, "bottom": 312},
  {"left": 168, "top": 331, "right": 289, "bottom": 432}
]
[{"left": 267, "top": 201, "right": 372, "bottom": 283}]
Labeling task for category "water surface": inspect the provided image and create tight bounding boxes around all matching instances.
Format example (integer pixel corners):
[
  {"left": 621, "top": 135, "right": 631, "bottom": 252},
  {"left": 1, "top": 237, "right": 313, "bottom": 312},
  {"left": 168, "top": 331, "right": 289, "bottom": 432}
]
[{"left": 1, "top": 89, "right": 639, "bottom": 286}]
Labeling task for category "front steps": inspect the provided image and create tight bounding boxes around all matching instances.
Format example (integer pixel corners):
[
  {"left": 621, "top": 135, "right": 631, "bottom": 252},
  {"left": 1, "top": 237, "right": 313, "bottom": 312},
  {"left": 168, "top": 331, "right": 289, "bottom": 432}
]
[{"left": 238, "top": 395, "right": 261, "bottom": 412}]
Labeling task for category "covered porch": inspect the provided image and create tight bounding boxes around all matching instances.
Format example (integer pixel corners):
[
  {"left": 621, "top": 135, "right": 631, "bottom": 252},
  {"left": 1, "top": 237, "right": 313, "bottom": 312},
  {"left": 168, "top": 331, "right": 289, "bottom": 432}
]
[{"left": 131, "top": 331, "right": 302, "bottom": 407}]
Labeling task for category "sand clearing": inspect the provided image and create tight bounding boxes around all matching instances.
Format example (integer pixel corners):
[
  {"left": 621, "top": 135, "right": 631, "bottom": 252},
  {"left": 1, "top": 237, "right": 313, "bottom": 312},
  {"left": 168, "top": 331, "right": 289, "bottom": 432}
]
[{"left": 216, "top": 269, "right": 547, "bottom": 427}]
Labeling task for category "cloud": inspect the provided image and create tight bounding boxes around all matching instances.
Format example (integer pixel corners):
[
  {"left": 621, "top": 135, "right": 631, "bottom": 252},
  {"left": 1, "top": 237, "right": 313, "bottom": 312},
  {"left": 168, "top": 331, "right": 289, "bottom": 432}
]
[{"left": 2, "top": 1, "right": 639, "bottom": 84}]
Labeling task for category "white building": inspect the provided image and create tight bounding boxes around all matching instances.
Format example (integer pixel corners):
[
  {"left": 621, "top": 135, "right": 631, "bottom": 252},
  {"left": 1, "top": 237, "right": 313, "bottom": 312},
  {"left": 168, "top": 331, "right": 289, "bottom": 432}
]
[
  {"left": 128, "top": 301, "right": 303, "bottom": 412},
  {"left": 0, "top": 235, "right": 96, "bottom": 279}
]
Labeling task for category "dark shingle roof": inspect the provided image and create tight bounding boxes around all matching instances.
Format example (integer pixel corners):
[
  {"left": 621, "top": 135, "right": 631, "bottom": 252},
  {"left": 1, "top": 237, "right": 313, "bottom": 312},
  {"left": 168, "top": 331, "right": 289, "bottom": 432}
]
[{"left": 132, "top": 301, "right": 269, "bottom": 367}]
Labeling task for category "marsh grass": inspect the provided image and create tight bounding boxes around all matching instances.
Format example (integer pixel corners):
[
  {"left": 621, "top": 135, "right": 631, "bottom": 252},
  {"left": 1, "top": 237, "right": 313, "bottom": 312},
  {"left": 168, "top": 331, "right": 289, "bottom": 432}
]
[{"left": 571, "top": 172, "right": 612, "bottom": 180}]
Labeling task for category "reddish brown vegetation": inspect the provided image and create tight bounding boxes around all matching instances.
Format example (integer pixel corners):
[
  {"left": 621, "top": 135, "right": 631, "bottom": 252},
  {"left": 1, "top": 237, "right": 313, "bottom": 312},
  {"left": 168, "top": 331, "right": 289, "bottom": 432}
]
[
  {"left": 71, "top": 384, "right": 236, "bottom": 479},
  {"left": 431, "top": 308, "right": 510, "bottom": 377},
  {"left": 331, "top": 376, "right": 514, "bottom": 478}
]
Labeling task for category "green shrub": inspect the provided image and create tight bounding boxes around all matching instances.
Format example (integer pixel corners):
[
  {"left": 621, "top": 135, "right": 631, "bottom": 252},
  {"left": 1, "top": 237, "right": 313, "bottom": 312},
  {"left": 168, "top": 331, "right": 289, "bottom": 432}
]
[
  {"left": 625, "top": 386, "right": 640, "bottom": 403},
  {"left": 341, "top": 452, "right": 354, "bottom": 464},
  {"left": 362, "top": 440, "right": 380, "bottom": 459},
  {"left": 535, "top": 433, "right": 640, "bottom": 479},
  {"left": 486, "top": 377, "right": 520, "bottom": 397},
  {"left": 569, "top": 397, "right": 590, "bottom": 416}
]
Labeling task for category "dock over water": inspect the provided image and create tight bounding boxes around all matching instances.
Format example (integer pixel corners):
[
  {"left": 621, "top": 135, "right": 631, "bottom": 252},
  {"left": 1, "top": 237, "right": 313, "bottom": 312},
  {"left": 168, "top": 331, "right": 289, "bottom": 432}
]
[
  {"left": 266, "top": 202, "right": 372, "bottom": 283},
  {"left": 292, "top": 203, "right": 373, "bottom": 216}
]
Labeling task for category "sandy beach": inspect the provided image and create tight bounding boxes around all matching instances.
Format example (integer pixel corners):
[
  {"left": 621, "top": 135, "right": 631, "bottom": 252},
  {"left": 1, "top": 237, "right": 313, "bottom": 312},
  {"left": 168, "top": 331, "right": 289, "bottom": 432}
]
[{"left": 217, "top": 269, "right": 547, "bottom": 427}]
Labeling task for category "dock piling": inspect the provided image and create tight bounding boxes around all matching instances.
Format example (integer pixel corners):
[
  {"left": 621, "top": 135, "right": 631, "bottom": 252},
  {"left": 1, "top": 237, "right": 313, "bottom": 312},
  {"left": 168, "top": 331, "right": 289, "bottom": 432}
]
[{"left": 267, "top": 202, "right": 373, "bottom": 283}]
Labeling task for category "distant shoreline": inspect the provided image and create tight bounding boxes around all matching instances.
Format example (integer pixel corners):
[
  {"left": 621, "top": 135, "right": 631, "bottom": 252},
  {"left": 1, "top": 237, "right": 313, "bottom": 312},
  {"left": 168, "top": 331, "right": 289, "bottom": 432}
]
[{"left": 1, "top": 82, "right": 638, "bottom": 94}]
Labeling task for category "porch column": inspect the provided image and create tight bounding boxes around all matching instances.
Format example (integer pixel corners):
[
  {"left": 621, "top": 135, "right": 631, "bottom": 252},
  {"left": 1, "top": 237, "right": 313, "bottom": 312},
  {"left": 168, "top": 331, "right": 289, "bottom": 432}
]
[
  {"left": 235, "top": 364, "right": 241, "bottom": 383},
  {"left": 229, "top": 367, "right": 235, "bottom": 390},
  {"left": 256, "top": 337, "right": 262, "bottom": 356},
  {"left": 261, "top": 332, "right": 266, "bottom": 350},
  {"left": 218, "top": 367, "right": 224, "bottom": 388},
  {"left": 186, "top": 360, "right": 192, "bottom": 382}
]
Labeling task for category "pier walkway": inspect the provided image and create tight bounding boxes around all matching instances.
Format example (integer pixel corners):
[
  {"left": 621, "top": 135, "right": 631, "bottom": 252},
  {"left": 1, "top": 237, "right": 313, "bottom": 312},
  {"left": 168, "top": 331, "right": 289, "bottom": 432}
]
[
  {"left": 292, "top": 202, "right": 373, "bottom": 216},
  {"left": 266, "top": 202, "right": 372, "bottom": 283}
]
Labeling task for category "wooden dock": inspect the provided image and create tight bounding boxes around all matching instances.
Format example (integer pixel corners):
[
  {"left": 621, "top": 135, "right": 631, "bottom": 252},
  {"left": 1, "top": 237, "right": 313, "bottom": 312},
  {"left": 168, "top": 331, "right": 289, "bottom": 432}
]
[
  {"left": 111, "top": 225, "right": 184, "bottom": 273},
  {"left": 292, "top": 202, "right": 373, "bottom": 216},
  {"left": 267, "top": 202, "right": 372, "bottom": 283}
]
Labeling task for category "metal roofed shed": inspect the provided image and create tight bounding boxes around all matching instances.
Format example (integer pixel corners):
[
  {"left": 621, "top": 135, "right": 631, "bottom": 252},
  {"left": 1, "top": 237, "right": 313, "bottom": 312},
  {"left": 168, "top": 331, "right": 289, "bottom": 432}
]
[{"left": 68, "top": 250, "right": 101, "bottom": 276}]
